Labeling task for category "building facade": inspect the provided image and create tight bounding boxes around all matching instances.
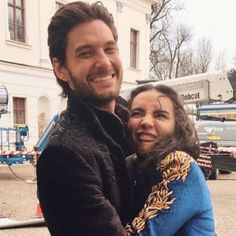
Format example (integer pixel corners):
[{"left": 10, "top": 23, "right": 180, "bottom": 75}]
[{"left": 0, "top": 0, "right": 153, "bottom": 149}]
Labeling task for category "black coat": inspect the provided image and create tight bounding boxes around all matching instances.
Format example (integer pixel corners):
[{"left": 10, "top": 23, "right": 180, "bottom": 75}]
[{"left": 37, "top": 94, "right": 133, "bottom": 236}]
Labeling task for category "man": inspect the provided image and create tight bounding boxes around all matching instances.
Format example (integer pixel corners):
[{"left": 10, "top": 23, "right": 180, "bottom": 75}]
[{"left": 36, "top": 1, "right": 133, "bottom": 235}]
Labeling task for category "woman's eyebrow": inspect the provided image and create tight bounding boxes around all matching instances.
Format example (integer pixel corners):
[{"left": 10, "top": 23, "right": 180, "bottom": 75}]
[
  {"left": 130, "top": 107, "right": 143, "bottom": 112},
  {"left": 157, "top": 110, "right": 169, "bottom": 115}
]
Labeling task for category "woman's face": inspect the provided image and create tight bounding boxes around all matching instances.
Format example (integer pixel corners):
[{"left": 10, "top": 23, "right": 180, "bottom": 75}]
[{"left": 128, "top": 89, "right": 175, "bottom": 155}]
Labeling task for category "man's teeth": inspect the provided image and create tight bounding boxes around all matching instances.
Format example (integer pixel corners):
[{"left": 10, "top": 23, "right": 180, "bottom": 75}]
[{"left": 93, "top": 75, "right": 113, "bottom": 82}]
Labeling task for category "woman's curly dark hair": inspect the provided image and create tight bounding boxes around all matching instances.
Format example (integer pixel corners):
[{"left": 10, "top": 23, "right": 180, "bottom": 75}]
[{"left": 128, "top": 84, "right": 200, "bottom": 171}]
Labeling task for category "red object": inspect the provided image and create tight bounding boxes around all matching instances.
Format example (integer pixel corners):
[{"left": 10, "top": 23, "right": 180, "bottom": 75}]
[{"left": 36, "top": 203, "right": 43, "bottom": 218}]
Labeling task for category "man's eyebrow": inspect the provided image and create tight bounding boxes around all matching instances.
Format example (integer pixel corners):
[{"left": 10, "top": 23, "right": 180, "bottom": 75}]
[
  {"left": 105, "top": 40, "right": 117, "bottom": 46},
  {"left": 74, "top": 40, "right": 117, "bottom": 55},
  {"left": 75, "top": 45, "right": 93, "bottom": 55}
]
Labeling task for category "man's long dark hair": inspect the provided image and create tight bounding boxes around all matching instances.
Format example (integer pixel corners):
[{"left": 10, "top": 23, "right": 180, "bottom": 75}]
[{"left": 128, "top": 84, "right": 200, "bottom": 171}]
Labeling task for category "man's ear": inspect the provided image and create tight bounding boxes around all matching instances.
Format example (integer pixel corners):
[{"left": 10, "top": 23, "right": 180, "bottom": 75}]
[{"left": 52, "top": 58, "right": 68, "bottom": 82}]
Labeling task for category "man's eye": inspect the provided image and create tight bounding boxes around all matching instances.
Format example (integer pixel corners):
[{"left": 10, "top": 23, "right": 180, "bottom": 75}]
[
  {"left": 78, "top": 51, "right": 93, "bottom": 58},
  {"left": 105, "top": 47, "right": 117, "bottom": 54}
]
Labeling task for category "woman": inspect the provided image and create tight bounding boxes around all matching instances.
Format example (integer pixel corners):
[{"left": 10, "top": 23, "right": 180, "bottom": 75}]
[{"left": 125, "top": 84, "right": 215, "bottom": 236}]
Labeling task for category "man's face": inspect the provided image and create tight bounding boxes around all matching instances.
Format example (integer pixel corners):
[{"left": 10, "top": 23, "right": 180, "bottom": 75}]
[{"left": 54, "top": 20, "right": 123, "bottom": 110}]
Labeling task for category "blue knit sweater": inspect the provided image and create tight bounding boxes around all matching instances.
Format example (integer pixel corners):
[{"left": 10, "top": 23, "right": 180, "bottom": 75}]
[{"left": 126, "top": 151, "right": 215, "bottom": 236}]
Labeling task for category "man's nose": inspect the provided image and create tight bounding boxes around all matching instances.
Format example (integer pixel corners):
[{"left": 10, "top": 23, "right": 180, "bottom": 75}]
[{"left": 94, "top": 50, "right": 111, "bottom": 68}]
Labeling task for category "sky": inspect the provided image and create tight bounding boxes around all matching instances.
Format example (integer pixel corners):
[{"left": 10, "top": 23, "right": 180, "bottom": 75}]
[{"left": 175, "top": 0, "right": 236, "bottom": 69}]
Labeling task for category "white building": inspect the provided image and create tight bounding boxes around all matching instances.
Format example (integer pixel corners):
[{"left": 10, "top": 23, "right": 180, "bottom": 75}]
[{"left": 0, "top": 0, "right": 153, "bottom": 149}]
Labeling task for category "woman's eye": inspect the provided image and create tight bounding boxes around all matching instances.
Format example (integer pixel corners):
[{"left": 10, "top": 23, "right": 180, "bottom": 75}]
[
  {"left": 130, "top": 110, "right": 143, "bottom": 117},
  {"left": 155, "top": 112, "right": 167, "bottom": 119}
]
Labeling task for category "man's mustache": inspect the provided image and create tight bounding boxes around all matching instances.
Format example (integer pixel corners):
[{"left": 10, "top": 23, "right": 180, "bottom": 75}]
[{"left": 87, "top": 68, "right": 116, "bottom": 81}]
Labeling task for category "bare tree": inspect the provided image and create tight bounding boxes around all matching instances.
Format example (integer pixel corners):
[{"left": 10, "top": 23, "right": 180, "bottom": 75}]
[
  {"left": 214, "top": 51, "right": 227, "bottom": 71},
  {"left": 174, "top": 25, "right": 192, "bottom": 77},
  {"left": 150, "top": 0, "right": 183, "bottom": 43},
  {"left": 177, "top": 50, "right": 195, "bottom": 77},
  {"left": 233, "top": 52, "right": 236, "bottom": 67},
  {"left": 193, "top": 38, "right": 213, "bottom": 73},
  {"left": 150, "top": 0, "right": 184, "bottom": 80},
  {"left": 149, "top": 1, "right": 214, "bottom": 79},
  {"left": 150, "top": 23, "right": 192, "bottom": 79}
]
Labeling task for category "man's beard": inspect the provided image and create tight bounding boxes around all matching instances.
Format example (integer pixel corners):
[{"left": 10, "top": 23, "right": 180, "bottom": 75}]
[
  {"left": 69, "top": 73, "right": 121, "bottom": 107},
  {"left": 83, "top": 91, "right": 118, "bottom": 108}
]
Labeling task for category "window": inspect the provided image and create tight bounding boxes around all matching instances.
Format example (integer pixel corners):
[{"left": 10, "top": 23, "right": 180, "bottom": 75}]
[
  {"left": 13, "top": 97, "right": 26, "bottom": 124},
  {"left": 56, "top": 2, "right": 64, "bottom": 11},
  {"left": 130, "top": 29, "right": 138, "bottom": 68},
  {"left": 8, "top": 0, "right": 25, "bottom": 42}
]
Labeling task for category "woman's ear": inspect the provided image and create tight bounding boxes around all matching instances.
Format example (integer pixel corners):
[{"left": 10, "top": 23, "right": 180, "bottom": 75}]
[{"left": 52, "top": 58, "right": 68, "bottom": 82}]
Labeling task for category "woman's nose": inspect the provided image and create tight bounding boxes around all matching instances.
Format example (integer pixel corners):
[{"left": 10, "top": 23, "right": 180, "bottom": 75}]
[{"left": 140, "top": 115, "right": 154, "bottom": 128}]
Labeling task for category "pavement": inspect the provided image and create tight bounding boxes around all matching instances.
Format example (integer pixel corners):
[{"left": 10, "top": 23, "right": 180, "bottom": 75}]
[
  {"left": 0, "top": 163, "right": 49, "bottom": 236},
  {"left": 0, "top": 163, "right": 236, "bottom": 236},
  {"left": 207, "top": 172, "right": 236, "bottom": 236}
]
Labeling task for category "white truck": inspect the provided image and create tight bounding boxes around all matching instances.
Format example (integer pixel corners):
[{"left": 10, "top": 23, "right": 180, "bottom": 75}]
[{"left": 196, "top": 103, "right": 236, "bottom": 148}]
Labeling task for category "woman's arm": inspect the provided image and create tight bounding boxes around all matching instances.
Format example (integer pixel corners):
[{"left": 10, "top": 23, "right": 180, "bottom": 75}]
[{"left": 126, "top": 151, "right": 215, "bottom": 236}]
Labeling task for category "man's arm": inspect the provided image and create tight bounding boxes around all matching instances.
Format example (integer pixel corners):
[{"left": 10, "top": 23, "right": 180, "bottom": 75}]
[{"left": 37, "top": 145, "right": 127, "bottom": 236}]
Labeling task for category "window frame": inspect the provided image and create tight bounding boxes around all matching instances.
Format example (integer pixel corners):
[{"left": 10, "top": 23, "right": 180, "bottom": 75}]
[
  {"left": 8, "top": 0, "right": 25, "bottom": 43},
  {"left": 13, "top": 97, "right": 26, "bottom": 125},
  {"left": 130, "top": 29, "right": 139, "bottom": 69}
]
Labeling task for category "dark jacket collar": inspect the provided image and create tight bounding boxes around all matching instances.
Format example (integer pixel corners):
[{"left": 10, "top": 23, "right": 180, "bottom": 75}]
[{"left": 66, "top": 92, "right": 132, "bottom": 156}]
